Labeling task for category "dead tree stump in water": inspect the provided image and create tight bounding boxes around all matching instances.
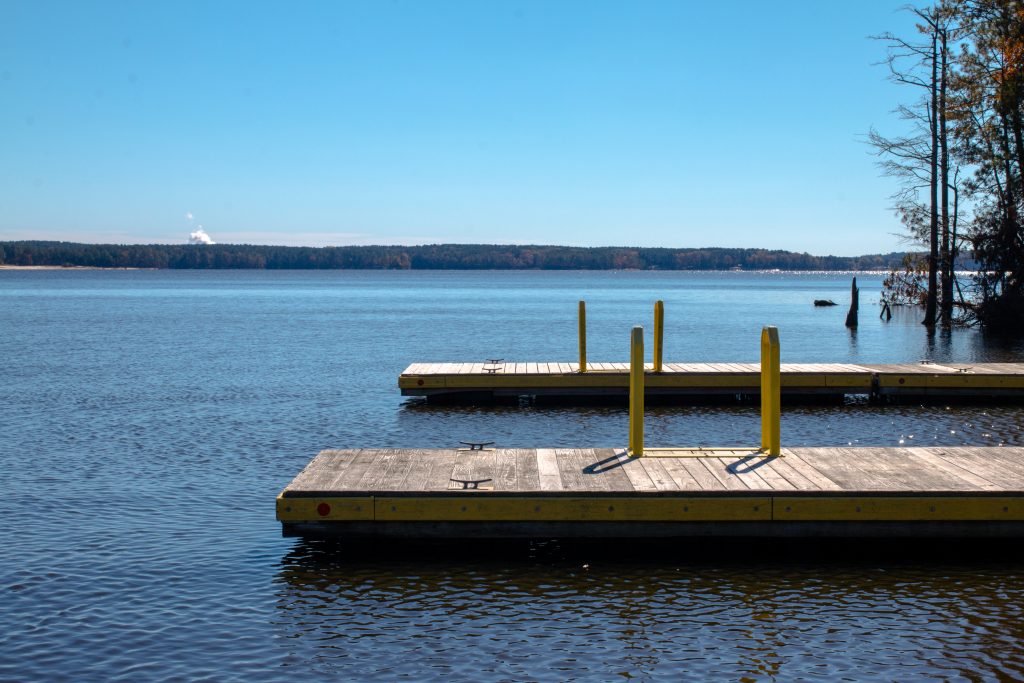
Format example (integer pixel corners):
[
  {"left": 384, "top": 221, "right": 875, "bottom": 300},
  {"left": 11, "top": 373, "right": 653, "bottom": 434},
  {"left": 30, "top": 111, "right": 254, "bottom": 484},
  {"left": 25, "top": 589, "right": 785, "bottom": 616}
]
[
  {"left": 879, "top": 298, "right": 892, "bottom": 321},
  {"left": 845, "top": 277, "right": 859, "bottom": 328}
]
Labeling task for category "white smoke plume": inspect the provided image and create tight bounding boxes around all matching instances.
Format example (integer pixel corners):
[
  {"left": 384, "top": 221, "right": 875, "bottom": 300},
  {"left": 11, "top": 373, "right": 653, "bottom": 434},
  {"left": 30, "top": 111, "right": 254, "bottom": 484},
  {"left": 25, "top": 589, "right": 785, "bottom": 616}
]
[
  {"left": 185, "top": 211, "right": 214, "bottom": 244},
  {"left": 189, "top": 227, "right": 215, "bottom": 244}
]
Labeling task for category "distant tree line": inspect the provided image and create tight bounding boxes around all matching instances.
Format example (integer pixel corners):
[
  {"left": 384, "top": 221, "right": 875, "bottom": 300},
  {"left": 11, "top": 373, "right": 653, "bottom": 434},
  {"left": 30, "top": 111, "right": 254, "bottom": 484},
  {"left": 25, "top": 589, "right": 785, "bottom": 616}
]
[
  {"left": 0, "top": 241, "right": 910, "bottom": 271},
  {"left": 871, "top": 0, "right": 1024, "bottom": 332}
]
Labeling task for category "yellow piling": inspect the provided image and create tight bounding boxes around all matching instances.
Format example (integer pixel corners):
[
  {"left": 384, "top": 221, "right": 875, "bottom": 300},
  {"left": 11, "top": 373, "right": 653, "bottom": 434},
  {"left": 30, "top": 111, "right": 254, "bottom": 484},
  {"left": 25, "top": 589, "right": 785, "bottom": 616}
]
[
  {"left": 629, "top": 325, "right": 644, "bottom": 456},
  {"left": 760, "top": 326, "right": 781, "bottom": 456},
  {"left": 653, "top": 300, "right": 664, "bottom": 373},
  {"left": 578, "top": 300, "right": 587, "bottom": 373}
]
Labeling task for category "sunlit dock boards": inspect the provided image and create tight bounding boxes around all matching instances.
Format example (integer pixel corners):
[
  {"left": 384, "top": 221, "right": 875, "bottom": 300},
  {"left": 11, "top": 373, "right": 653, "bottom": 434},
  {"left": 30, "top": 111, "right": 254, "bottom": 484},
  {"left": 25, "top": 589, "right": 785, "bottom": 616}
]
[
  {"left": 277, "top": 446, "right": 1024, "bottom": 539},
  {"left": 398, "top": 362, "right": 1024, "bottom": 401}
]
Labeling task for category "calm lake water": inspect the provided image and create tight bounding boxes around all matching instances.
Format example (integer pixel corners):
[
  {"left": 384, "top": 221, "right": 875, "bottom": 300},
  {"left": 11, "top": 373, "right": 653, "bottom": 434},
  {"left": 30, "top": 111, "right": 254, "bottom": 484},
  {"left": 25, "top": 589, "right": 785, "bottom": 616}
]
[{"left": 3, "top": 269, "right": 1024, "bottom": 681}]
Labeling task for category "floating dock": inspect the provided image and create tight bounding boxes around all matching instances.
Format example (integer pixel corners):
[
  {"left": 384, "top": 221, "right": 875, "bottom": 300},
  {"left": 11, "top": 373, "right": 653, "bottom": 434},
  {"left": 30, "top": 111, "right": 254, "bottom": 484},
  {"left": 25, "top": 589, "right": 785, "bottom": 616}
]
[
  {"left": 277, "top": 446, "right": 1024, "bottom": 539},
  {"left": 398, "top": 362, "right": 1024, "bottom": 401}
]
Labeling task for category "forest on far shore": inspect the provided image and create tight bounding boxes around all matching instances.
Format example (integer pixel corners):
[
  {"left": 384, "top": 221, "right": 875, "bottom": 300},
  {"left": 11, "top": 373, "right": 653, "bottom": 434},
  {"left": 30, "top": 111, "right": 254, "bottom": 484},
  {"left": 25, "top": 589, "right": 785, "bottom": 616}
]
[{"left": 0, "top": 241, "right": 912, "bottom": 271}]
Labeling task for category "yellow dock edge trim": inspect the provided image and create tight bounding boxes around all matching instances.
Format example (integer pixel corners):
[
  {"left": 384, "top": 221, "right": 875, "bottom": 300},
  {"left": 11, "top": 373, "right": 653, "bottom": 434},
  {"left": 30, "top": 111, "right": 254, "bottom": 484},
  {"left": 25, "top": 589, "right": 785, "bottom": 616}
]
[
  {"left": 876, "top": 375, "right": 1024, "bottom": 389},
  {"left": 276, "top": 494, "right": 374, "bottom": 522},
  {"left": 375, "top": 496, "right": 772, "bottom": 522},
  {"left": 399, "top": 373, "right": 876, "bottom": 390},
  {"left": 775, "top": 496, "right": 1024, "bottom": 521},
  {"left": 278, "top": 493, "right": 1024, "bottom": 524}
]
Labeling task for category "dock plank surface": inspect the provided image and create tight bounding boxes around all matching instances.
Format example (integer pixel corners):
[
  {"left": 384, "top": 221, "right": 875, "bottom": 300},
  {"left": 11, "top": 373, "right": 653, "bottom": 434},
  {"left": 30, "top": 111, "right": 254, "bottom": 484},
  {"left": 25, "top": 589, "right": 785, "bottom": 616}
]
[
  {"left": 399, "top": 362, "right": 1024, "bottom": 401},
  {"left": 278, "top": 446, "right": 1024, "bottom": 538}
]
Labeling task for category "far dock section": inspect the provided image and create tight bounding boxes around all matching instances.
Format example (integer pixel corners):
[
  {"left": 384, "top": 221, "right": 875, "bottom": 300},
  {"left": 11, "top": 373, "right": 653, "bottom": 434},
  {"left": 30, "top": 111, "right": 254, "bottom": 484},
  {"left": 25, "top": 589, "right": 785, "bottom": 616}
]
[
  {"left": 277, "top": 446, "right": 1024, "bottom": 539},
  {"left": 398, "top": 361, "right": 1024, "bottom": 402}
]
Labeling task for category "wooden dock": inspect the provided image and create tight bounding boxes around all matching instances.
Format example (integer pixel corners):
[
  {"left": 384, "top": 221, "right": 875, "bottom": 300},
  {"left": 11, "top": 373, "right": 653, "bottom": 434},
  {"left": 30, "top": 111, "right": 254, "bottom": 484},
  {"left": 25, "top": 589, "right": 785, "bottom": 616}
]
[
  {"left": 277, "top": 446, "right": 1024, "bottom": 539},
  {"left": 398, "top": 361, "right": 1024, "bottom": 401}
]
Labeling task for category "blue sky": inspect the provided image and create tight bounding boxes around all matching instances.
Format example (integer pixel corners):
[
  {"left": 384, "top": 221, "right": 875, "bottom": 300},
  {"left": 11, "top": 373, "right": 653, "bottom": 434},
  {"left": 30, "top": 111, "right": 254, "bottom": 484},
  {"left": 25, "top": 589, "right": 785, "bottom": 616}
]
[{"left": 1, "top": 1, "right": 923, "bottom": 255}]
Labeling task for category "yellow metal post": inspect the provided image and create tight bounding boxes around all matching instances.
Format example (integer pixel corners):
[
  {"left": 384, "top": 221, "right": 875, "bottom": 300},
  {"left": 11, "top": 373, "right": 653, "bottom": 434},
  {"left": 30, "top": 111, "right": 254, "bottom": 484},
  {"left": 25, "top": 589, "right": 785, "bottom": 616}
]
[
  {"left": 760, "top": 326, "right": 781, "bottom": 456},
  {"left": 653, "top": 300, "right": 664, "bottom": 373},
  {"left": 578, "top": 300, "right": 587, "bottom": 373},
  {"left": 629, "top": 325, "right": 644, "bottom": 456}
]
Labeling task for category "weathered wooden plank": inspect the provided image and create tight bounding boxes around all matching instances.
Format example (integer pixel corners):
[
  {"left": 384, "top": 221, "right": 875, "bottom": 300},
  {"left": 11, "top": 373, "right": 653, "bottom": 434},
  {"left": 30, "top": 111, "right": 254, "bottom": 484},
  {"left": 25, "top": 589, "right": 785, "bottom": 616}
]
[
  {"left": 769, "top": 455, "right": 828, "bottom": 491},
  {"left": 286, "top": 446, "right": 1024, "bottom": 498},
  {"left": 407, "top": 361, "right": 1024, "bottom": 388},
  {"left": 449, "top": 449, "right": 476, "bottom": 487},
  {"left": 781, "top": 450, "right": 845, "bottom": 491},
  {"left": 906, "top": 447, "right": 1003, "bottom": 491},
  {"left": 676, "top": 457, "right": 727, "bottom": 490},
  {"left": 358, "top": 449, "right": 417, "bottom": 491},
  {"left": 376, "top": 449, "right": 420, "bottom": 491},
  {"left": 352, "top": 449, "right": 398, "bottom": 490},
  {"left": 420, "top": 450, "right": 461, "bottom": 491},
  {"left": 398, "top": 449, "right": 437, "bottom": 490},
  {"left": 516, "top": 448, "right": 541, "bottom": 490},
  {"left": 282, "top": 447, "right": 1024, "bottom": 541},
  {"left": 328, "top": 449, "right": 382, "bottom": 490},
  {"left": 936, "top": 447, "right": 1024, "bottom": 483},
  {"left": 658, "top": 456, "right": 702, "bottom": 491},
  {"left": 494, "top": 449, "right": 519, "bottom": 492},
  {"left": 620, "top": 453, "right": 659, "bottom": 491},
  {"left": 536, "top": 449, "right": 563, "bottom": 491},
  {"left": 848, "top": 448, "right": 980, "bottom": 491},
  {"left": 721, "top": 456, "right": 775, "bottom": 490},
  {"left": 638, "top": 458, "right": 681, "bottom": 491},
  {"left": 740, "top": 457, "right": 799, "bottom": 491},
  {"left": 470, "top": 449, "right": 497, "bottom": 488},
  {"left": 723, "top": 363, "right": 756, "bottom": 373},
  {"left": 286, "top": 450, "right": 357, "bottom": 491},
  {"left": 698, "top": 457, "right": 750, "bottom": 491},
  {"left": 580, "top": 448, "right": 634, "bottom": 491},
  {"left": 555, "top": 448, "right": 592, "bottom": 492},
  {"left": 807, "top": 447, "right": 919, "bottom": 491},
  {"left": 964, "top": 446, "right": 1024, "bottom": 480},
  {"left": 686, "top": 363, "right": 720, "bottom": 373}
]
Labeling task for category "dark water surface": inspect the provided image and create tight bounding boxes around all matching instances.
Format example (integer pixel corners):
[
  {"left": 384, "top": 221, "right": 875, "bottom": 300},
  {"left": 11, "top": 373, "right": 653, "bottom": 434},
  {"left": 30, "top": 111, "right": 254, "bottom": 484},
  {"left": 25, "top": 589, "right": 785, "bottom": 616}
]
[{"left": 3, "top": 269, "right": 1024, "bottom": 681}]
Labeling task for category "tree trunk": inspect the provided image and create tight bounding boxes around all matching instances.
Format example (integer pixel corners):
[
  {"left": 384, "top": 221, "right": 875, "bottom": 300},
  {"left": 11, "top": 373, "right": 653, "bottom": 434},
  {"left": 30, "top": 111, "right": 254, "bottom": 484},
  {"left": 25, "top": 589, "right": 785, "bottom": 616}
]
[
  {"left": 939, "top": 28, "right": 953, "bottom": 327},
  {"left": 845, "top": 277, "right": 859, "bottom": 328},
  {"left": 924, "top": 31, "right": 938, "bottom": 328}
]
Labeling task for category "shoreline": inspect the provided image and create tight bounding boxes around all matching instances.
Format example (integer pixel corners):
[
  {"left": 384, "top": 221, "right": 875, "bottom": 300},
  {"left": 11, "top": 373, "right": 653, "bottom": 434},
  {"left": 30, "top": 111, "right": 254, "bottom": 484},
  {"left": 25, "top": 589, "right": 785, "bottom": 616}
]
[
  {"left": 0, "top": 265, "right": 148, "bottom": 270},
  {"left": 0, "top": 265, "right": 894, "bottom": 274}
]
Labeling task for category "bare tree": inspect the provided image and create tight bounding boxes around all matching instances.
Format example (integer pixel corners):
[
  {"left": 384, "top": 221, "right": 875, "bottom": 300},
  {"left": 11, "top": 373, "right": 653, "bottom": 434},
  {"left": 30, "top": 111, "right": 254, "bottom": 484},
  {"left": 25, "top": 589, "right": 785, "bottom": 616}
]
[{"left": 872, "top": 3, "right": 962, "bottom": 326}]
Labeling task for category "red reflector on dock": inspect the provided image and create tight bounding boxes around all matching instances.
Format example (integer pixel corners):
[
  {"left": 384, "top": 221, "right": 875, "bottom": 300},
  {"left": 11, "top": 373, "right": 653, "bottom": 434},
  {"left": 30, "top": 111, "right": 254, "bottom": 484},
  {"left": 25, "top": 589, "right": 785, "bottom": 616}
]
[{"left": 317, "top": 502, "right": 331, "bottom": 516}]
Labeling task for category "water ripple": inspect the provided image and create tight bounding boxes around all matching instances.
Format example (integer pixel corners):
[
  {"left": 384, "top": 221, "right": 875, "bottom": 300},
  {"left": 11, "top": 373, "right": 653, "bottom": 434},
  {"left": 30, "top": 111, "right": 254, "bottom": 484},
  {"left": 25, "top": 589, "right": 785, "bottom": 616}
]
[{"left": 4, "top": 270, "right": 1024, "bottom": 680}]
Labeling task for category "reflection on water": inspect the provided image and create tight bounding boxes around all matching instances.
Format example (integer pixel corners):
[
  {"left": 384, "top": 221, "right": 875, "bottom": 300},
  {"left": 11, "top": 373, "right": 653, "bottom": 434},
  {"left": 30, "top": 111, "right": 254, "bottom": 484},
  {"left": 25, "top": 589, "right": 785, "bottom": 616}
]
[{"left": 276, "top": 539, "right": 1024, "bottom": 680}]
